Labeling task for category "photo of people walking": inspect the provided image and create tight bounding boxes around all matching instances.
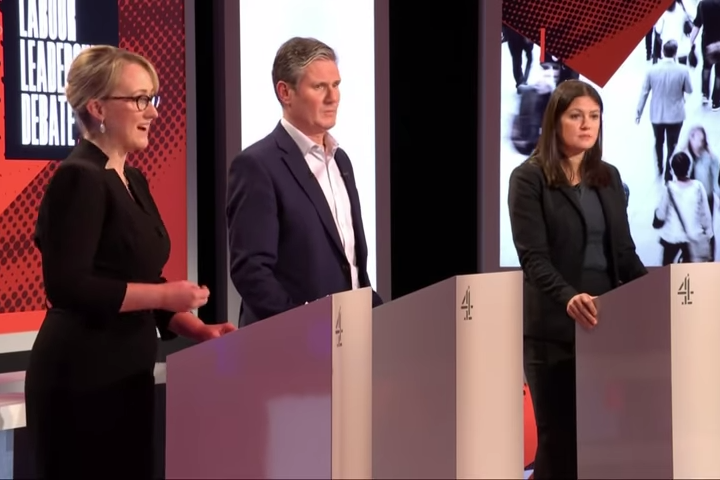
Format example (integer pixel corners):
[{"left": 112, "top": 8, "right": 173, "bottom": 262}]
[{"left": 500, "top": 0, "right": 720, "bottom": 267}]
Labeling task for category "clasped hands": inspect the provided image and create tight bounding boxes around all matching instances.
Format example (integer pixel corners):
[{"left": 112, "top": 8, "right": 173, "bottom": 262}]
[{"left": 566, "top": 293, "right": 598, "bottom": 330}]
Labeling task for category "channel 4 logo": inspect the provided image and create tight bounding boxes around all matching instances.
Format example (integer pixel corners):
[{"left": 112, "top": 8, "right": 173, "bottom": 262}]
[{"left": 678, "top": 274, "right": 693, "bottom": 306}]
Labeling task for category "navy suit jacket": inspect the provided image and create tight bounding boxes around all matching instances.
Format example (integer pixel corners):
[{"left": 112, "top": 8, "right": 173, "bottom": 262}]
[{"left": 227, "top": 123, "right": 383, "bottom": 326}]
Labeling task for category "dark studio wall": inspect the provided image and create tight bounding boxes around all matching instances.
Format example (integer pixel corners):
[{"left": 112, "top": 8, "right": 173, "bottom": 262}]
[{"left": 387, "top": 2, "right": 480, "bottom": 298}]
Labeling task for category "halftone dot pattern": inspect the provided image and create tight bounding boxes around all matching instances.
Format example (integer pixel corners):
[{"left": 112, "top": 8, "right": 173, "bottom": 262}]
[
  {"left": 503, "top": 0, "right": 670, "bottom": 86},
  {"left": 118, "top": 0, "right": 187, "bottom": 185},
  {"left": 0, "top": 0, "right": 187, "bottom": 315},
  {"left": 503, "top": 0, "right": 658, "bottom": 60},
  {"left": 0, "top": 164, "right": 56, "bottom": 313},
  {"left": 117, "top": 0, "right": 188, "bottom": 286}
]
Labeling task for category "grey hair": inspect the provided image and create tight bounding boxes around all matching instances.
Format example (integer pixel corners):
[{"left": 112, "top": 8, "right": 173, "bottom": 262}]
[{"left": 271, "top": 37, "right": 337, "bottom": 103}]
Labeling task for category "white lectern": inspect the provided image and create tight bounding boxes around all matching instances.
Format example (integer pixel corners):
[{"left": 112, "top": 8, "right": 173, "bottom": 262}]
[
  {"left": 577, "top": 263, "right": 720, "bottom": 479},
  {"left": 166, "top": 288, "right": 373, "bottom": 479},
  {"left": 372, "top": 273, "right": 524, "bottom": 479}
]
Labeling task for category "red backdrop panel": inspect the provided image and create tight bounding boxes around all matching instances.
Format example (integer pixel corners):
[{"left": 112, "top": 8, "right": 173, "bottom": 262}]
[
  {"left": 0, "top": 0, "right": 188, "bottom": 334},
  {"left": 502, "top": 0, "right": 673, "bottom": 87}
]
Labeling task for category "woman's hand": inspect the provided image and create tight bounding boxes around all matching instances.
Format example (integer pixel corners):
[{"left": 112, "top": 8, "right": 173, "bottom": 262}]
[
  {"left": 566, "top": 293, "right": 598, "bottom": 329},
  {"left": 192, "top": 322, "right": 237, "bottom": 342},
  {"left": 160, "top": 281, "right": 210, "bottom": 312},
  {"left": 169, "top": 311, "right": 237, "bottom": 342}
]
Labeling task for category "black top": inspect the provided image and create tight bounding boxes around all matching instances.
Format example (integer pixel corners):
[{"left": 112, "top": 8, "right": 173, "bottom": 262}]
[
  {"left": 575, "top": 184, "right": 608, "bottom": 272},
  {"left": 695, "top": 0, "right": 720, "bottom": 44},
  {"left": 26, "top": 139, "right": 176, "bottom": 391},
  {"left": 508, "top": 161, "right": 647, "bottom": 343}
]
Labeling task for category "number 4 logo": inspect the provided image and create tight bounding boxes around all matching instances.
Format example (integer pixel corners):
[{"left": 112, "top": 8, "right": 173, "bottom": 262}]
[
  {"left": 678, "top": 274, "right": 693, "bottom": 305},
  {"left": 335, "top": 307, "right": 343, "bottom": 347},
  {"left": 461, "top": 287, "right": 473, "bottom": 321}
]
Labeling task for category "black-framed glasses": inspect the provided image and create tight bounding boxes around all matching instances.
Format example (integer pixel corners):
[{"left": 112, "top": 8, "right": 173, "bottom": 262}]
[{"left": 105, "top": 94, "right": 160, "bottom": 111}]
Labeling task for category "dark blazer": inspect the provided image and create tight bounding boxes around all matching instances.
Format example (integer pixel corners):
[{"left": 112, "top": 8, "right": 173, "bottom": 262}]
[
  {"left": 508, "top": 160, "right": 647, "bottom": 343},
  {"left": 226, "top": 123, "right": 382, "bottom": 326},
  {"left": 29, "top": 139, "right": 176, "bottom": 391}
]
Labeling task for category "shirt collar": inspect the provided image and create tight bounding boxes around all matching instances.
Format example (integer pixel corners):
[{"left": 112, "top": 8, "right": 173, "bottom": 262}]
[{"left": 280, "top": 117, "right": 339, "bottom": 157}]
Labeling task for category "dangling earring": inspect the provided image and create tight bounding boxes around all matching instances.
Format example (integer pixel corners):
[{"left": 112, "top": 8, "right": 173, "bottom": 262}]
[{"left": 99, "top": 120, "right": 106, "bottom": 134}]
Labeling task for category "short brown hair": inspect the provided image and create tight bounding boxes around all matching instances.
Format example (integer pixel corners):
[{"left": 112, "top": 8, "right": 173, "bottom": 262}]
[
  {"left": 271, "top": 37, "right": 336, "bottom": 103},
  {"left": 65, "top": 45, "right": 159, "bottom": 133},
  {"left": 530, "top": 79, "right": 611, "bottom": 188}
]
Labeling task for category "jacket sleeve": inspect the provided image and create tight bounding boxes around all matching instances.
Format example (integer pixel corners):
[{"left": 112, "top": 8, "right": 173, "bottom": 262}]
[
  {"left": 508, "top": 164, "right": 578, "bottom": 307},
  {"left": 37, "top": 163, "right": 127, "bottom": 316},
  {"left": 226, "top": 150, "right": 299, "bottom": 321},
  {"left": 153, "top": 278, "right": 179, "bottom": 341}
]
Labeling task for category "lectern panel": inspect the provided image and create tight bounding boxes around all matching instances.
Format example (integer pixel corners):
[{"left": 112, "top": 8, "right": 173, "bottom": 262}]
[
  {"left": 166, "top": 288, "right": 373, "bottom": 479},
  {"left": 669, "top": 264, "right": 720, "bottom": 479},
  {"left": 373, "top": 273, "right": 523, "bottom": 479},
  {"left": 577, "top": 264, "right": 720, "bottom": 479}
]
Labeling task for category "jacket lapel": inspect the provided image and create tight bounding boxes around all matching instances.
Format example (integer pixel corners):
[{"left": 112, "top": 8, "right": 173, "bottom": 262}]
[
  {"left": 559, "top": 184, "right": 585, "bottom": 223},
  {"left": 125, "top": 170, "right": 154, "bottom": 216},
  {"left": 558, "top": 184, "right": 589, "bottom": 251},
  {"left": 335, "top": 151, "right": 367, "bottom": 264},
  {"left": 597, "top": 185, "right": 623, "bottom": 285},
  {"left": 596, "top": 186, "right": 616, "bottom": 252},
  {"left": 273, "top": 124, "right": 345, "bottom": 254}
]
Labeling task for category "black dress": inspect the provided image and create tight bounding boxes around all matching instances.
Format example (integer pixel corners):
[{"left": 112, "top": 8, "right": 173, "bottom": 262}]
[{"left": 24, "top": 139, "right": 177, "bottom": 478}]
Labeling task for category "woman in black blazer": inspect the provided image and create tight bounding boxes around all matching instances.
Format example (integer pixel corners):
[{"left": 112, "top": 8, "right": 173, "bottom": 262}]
[
  {"left": 25, "top": 46, "right": 236, "bottom": 478},
  {"left": 508, "top": 80, "right": 647, "bottom": 479}
]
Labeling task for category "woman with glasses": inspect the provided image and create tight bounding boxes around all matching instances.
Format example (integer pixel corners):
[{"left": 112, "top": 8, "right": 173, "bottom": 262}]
[{"left": 24, "top": 45, "right": 235, "bottom": 478}]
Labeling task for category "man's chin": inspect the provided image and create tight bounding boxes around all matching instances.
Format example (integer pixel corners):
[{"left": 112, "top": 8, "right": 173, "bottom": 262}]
[{"left": 320, "top": 120, "right": 337, "bottom": 131}]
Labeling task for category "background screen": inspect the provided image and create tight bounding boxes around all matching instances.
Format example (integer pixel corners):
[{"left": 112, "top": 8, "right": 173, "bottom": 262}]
[
  {"left": 238, "top": 0, "right": 377, "bottom": 287},
  {"left": 499, "top": 0, "right": 720, "bottom": 268},
  {"left": 0, "top": 0, "right": 190, "bottom": 348}
]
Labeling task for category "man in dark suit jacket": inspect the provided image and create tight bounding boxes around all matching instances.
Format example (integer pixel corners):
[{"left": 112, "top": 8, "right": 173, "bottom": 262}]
[{"left": 226, "top": 36, "right": 382, "bottom": 326}]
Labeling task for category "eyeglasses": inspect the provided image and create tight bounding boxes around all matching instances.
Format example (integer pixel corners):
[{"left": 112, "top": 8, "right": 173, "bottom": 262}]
[{"left": 104, "top": 94, "right": 160, "bottom": 111}]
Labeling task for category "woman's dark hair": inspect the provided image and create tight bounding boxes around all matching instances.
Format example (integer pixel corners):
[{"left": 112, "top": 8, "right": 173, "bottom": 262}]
[
  {"left": 687, "top": 125, "right": 709, "bottom": 160},
  {"left": 671, "top": 151, "right": 692, "bottom": 180},
  {"left": 529, "top": 79, "right": 611, "bottom": 188}
]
